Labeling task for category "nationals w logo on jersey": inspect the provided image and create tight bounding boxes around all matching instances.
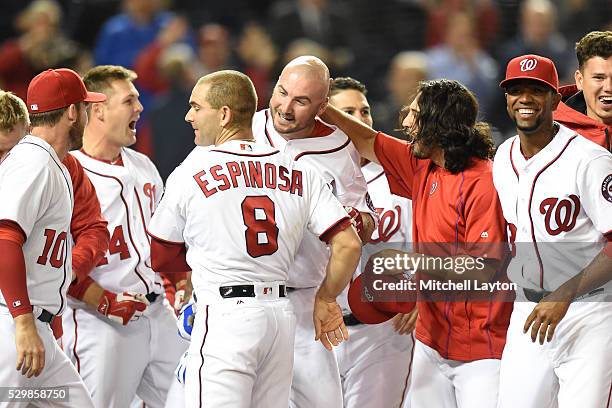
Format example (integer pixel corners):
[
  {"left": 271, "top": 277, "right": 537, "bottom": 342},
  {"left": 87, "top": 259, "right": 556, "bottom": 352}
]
[{"left": 539, "top": 195, "right": 581, "bottom": 236}]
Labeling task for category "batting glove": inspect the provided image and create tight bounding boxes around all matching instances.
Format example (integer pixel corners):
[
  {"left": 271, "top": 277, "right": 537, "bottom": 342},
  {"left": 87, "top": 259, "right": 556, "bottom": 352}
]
[
  {"left": 97, "top": 291, "right": 149, "bottom": 325},
  {"left": 177, "top": 301, "right": 197, "bottom": 340},
  {"left": 175, "top": 350, "right": 189, "bottom": 385},
  {"left": 344, "top": 206, "right": 364, "bottom": 235}
]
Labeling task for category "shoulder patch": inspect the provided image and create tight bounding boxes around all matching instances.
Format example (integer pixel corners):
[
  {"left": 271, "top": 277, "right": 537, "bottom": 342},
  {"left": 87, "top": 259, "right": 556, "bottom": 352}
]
[{"left": 602, "top": 174, "right": 612, "bottom": 203}]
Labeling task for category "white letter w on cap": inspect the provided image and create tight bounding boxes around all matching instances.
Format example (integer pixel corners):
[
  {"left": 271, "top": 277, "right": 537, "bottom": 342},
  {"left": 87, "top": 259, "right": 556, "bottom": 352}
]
[{"left": 520, "top": 59, "right": 537, "bottom": 71}]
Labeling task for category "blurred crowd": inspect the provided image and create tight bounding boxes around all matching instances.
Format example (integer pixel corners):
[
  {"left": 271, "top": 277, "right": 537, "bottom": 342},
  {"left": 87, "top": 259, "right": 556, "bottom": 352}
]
[{"left": 1, "top": 0, "right": 610, "bottom": 179}]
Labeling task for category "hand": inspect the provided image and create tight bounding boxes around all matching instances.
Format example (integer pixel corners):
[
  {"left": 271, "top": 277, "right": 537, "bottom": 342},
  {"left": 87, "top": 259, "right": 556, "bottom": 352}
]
[
  {"left": 97, "top": 291, "right": 149, "bottom": 325},
  {"left": 392, "top": 308, "right": 418, "bottom": 335},
  {"left": 14, "top": 313, "right": 45, "bottom": 378},
  {"left": 344, "top": 206, "right": 364, "bottom": 235},
  {"left": 313, "top": 295, "right": 348, "bottom": 351},
  {"left": 523, "top": 299, "right": 571, "bottom": 344},
  {"left": 173, "top": 279, "right": 192, "bottom": 313},
  {"left": 177, "top": 302, "right": 196, "bottom": 340}
]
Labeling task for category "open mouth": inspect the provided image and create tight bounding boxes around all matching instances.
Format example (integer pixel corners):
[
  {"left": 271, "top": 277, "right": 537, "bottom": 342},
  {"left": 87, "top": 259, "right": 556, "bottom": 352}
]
[
  {"left": 599, "top": 96, "right": 612, "bottom": 106},
  {"left": 128, "top": 121, "right": 137, "bottom": 131},
  {"left": 516, "top": 108, "right": 537, "bottom": 118},
  {"left": 277, "top": 111, "right": 294, "bottom": 123}
]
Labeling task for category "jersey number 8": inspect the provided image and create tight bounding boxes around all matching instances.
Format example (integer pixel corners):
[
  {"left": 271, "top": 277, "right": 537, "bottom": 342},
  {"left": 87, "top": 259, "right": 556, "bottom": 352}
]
[{"left": 241, "top": 196, "right": 279, "bottom": 258}]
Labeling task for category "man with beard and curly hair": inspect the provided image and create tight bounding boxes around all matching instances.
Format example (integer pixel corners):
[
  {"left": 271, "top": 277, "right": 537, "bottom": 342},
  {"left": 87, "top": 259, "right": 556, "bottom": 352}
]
[{"left": 321, "top": 79, "right": 513, "bottom": 408}]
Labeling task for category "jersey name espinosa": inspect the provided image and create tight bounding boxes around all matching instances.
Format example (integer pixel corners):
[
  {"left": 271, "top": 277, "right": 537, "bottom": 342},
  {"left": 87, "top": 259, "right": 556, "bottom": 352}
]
[{"left": 192, "top": 160, "right": 304, "bottom": 198}]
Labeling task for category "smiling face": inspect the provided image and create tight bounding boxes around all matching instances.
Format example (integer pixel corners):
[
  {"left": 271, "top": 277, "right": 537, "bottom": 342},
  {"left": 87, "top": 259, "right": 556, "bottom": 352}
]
[
  {"left": 505, "top": 79, "right": 561, "bottom": 135},
  {"left": 269, "top": 65, "right": 328, "bottom": 138},
  {"left": 185, "top": 82, "right": 220, "bottom": 146},
  {"left": 576, "top": 56, "right": 612, "bottom": 125},
  {"left": 102, "top": 79, "right": 143, "bottom": 148}
]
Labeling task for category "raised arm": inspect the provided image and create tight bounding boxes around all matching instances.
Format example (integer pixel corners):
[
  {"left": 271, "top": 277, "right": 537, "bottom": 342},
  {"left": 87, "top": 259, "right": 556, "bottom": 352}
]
[{"left": 320, "top": 103, "right": 379, "bottom": 163}]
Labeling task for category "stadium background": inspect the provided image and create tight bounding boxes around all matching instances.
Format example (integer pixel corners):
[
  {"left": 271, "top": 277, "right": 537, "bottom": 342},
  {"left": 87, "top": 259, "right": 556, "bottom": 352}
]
[{"left": 1, "top": 0, "right": 609, "bottom": 180}]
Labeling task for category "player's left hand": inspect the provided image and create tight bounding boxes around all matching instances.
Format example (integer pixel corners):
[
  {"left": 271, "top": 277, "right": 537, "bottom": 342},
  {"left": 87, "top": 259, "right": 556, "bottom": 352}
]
[
  {"left": 173, "top": 279, "right": 192, "bottom": 313},
  {"left": 392, "top": 308, "right": 418, "bottom": 335},
  {"left": 523, "top": 300, "right": 571, "bottom": 344},
  {"left": 313, "top": 295, "right": 348, "bottom": 351}
]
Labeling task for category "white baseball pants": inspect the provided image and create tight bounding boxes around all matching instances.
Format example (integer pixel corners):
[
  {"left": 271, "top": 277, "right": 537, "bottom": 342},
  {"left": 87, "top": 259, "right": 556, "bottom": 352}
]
[
  {"left": 287, "top": 287, "right": 344, "bottom": 408},
  {"left": 0, "top": 311, "right": 94, "bottom": 408},
  {"left": 409, "top": 340, "right": 500, "bottom": 408},
  {"left": 62, "top": 300, "right": 188, "bottom": 408},
  {"left": 498, "top": 300, "right": 612, "bottom": 408},
  {"left": 336, "top": 320, "right": 415, "bottom": 408},
  {"left": 185, "top": 296, "right": 296, "bottom": 408}
]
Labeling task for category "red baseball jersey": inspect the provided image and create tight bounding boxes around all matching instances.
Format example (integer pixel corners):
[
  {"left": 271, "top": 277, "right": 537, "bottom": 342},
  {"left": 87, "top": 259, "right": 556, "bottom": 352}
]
[{"left": 374, "top": 132, "right": 512, "bottom": 361}]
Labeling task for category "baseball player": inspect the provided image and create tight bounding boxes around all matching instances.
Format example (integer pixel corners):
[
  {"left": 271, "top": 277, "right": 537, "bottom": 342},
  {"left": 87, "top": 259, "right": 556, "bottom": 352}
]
[
  {"left": 147, "top": 70, "right": 362, "bottom": 408},
  {"left": 60, "top": 65, "right": 188, "bottom": 408},
  {"left": 0, "top": 68, "right": 106, "bottom": 407},
  {"left": 495, "top": 54, "right": 612, "bottom": 407},
  {"left": 252, "top": 56, "right": 376, "bottom": 408},
  {"left": 321, "top": 79, "right": 513, "bottom": 408},
  {"left": 0, "top": 91, "right": 111, "bottom": 347},
  {"left": 554, "top": 30, "right": 611, "bottom": 151},
  {"left": 328, "top": 77, "right": 416, "bottom": 408}
]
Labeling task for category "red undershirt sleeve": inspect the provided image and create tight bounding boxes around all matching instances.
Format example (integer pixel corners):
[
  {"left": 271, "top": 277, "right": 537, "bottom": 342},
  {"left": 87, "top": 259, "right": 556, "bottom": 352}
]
[
  {"left": 150, "top": 235, "right": 190, "bottom": 286},
  {"left": 0, "top": 220, "right": 31, "bottom": 318}
]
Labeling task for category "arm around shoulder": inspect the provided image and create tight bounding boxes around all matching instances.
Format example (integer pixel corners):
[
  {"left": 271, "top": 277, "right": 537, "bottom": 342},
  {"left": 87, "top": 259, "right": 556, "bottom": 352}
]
[{"left": 320, "top": 104, "right": 379, "bottom": 163}]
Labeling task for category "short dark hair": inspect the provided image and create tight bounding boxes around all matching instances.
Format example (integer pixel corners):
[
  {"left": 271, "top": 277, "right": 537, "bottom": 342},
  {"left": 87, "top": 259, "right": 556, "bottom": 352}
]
[
  {"left": 198, "top": 70, "right": 257, "bottom": 129},
  {"left": 330, "top": 77, "right": 367, "bottom": 97},
  {"left": 29, "top": 107, "right": 68, "bottom": 128},
  {"left": 576, "top": 31, "right": 612, "bottom": 70},
  {"left": 401, "top": 79, "right": 493, "bottom": 173}
]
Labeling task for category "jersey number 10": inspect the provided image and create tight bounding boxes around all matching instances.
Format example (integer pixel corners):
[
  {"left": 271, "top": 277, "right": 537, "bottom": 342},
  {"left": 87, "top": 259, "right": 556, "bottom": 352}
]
[
  {"left": 241, "top": 196, "right": 279, "bottom": 258},
  {"left": 37, "top": 229, "right": 67, "bottom": 268}
]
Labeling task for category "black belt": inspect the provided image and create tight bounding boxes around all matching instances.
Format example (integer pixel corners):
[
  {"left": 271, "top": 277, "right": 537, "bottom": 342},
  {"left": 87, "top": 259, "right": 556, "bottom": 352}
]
[
  {"left": 145, "top": 292, "right": 160, "bottom": 303},
  {"left": 219, "top": 285, "right": 286, "bottom": 299},
  {"left": 37, "top": 309, "right": 55, "bottom": 324},
  {"left": 343, "top": 313, "right": 362, "bottom": 326},
  {"left": 523, "top": 287, "right": 605, "bottom": 303}
]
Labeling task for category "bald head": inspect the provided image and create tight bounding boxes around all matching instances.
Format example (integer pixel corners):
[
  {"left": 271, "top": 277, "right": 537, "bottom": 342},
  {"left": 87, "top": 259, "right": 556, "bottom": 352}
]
[{"left": 280, "top": 56, "right": 330, "bottom": 101}]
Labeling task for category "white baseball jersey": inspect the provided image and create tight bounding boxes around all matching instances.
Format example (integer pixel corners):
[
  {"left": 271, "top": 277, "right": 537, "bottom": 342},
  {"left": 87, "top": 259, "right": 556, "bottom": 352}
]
[
  {"left": 362, "top": 161, "right": 412, "bottom": 244},
  {"left": 70, "top": 148, "right": 164, "bottom": 297},
  {"left": 493, "top": 123, "right": 612, "bottom": 292},
  {"left": 252, "top": 109, "right": 372, "bottom": 287},
  {"left": 0, "top": 135, "right": 73, "bottom": 316},
  {"left": 336, "top": 161, "right": 415, "bottom": 408},
  {"left": 147, "top": 140, "right": 350, "bottom": 302}
]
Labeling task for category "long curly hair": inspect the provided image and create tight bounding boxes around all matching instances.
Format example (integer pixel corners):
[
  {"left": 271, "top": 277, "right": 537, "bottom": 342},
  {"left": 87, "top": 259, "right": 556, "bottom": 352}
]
[{"left": 401, "top": 79, "right": 494, "bottom": 174}]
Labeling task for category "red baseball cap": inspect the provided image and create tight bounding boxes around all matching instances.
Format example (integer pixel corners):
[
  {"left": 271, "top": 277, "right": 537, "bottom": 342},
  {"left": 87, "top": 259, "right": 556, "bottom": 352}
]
[
  {"left": 499, "top": 54, "right": 559, "bottom": 91},
  {"left": 27, "top": 68, "right": 106, "bottom": 114},
  {"left": 347, "top": 275, "right": 416, "bottom": 324}
]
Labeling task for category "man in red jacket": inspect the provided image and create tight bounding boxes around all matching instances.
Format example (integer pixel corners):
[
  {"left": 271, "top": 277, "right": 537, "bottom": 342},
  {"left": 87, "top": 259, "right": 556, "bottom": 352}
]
[
  {"left": 554, "top": 30, "right": 611, "bottom": 151},
  {"left": 322, "top": 79, "right": 512, "bottom": 408}
]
